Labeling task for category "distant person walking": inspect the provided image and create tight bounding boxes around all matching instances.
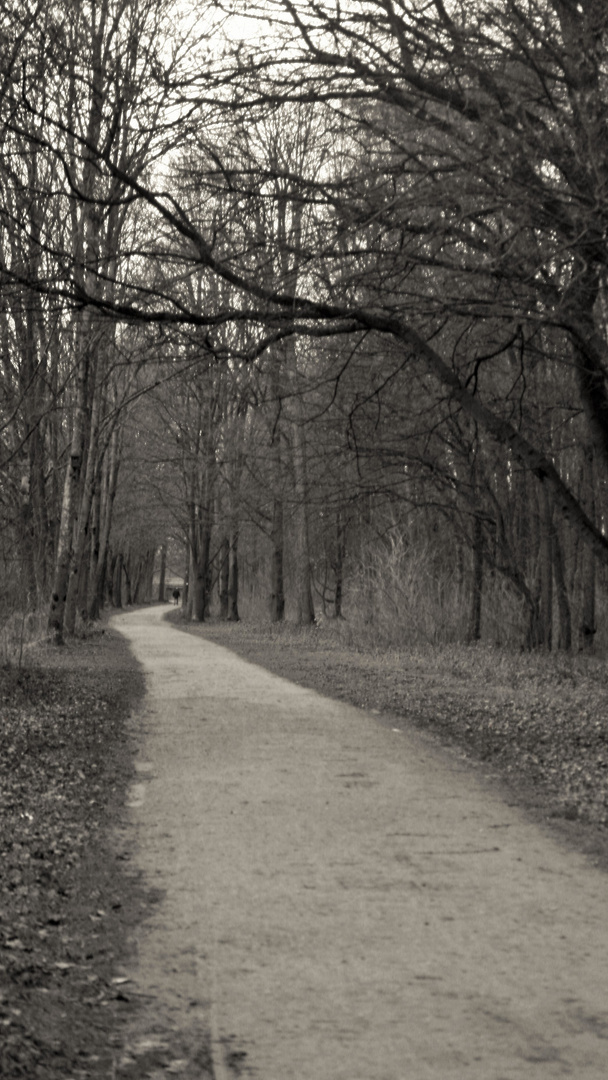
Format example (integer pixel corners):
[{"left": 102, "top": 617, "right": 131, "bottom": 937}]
[{"left": 172, "top": 589, "right": 181, "bottom": 605}]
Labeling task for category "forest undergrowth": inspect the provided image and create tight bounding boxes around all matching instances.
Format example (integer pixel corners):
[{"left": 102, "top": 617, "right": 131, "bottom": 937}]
[
  {"left": 169, "top": 610, "right": 608, "bottom": 866},
  {"left": 0, "top": 627, "right": 146, "bottom": 1080}
]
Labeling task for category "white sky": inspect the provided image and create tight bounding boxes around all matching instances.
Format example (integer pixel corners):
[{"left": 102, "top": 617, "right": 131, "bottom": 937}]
[{"left": 175, "top": 1, "right": 277, "bottom": 46}]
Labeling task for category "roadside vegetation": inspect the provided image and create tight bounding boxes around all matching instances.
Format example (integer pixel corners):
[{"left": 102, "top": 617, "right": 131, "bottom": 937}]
[{"left": 0, "top": 627, "right": 145, "bottom": 1080}]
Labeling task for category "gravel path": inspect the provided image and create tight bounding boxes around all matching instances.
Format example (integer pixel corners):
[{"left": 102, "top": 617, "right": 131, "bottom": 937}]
[{"left": 111, "top": 605, "right": 608, "bottom": 1079}]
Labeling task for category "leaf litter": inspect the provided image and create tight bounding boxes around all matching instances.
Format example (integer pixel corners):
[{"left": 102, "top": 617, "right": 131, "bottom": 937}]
[{"left": 0, "top": 627, "right": 145, "bottom": 1080}]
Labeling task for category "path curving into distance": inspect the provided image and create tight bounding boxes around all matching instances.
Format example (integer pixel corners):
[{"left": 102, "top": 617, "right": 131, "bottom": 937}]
[{"left": 111, "top": 605, "right": 608, "bottom": 1079}]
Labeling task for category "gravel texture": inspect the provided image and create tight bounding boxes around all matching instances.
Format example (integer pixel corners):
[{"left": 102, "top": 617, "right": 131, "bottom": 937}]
[{"left": 169, "top": 613, "right": 608, "bottom": 868}]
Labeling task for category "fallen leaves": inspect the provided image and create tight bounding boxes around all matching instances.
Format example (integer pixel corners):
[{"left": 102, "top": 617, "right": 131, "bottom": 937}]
[{"left": 0, "top": 631, "right": 145, "bottom": 1080}]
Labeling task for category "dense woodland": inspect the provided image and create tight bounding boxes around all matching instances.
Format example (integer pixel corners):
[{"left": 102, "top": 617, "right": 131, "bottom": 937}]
[{"left": 1, "top": 0, "right": 608, "bottom": 651}]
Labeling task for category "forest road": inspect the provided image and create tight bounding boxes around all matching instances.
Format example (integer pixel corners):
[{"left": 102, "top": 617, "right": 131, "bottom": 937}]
[{"left": 110, "top": 605, "right": 608, "bottom": 1080}]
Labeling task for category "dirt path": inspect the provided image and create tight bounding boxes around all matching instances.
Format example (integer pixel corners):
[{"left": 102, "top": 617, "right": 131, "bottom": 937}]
[{"left": 111, "top": 605, "right": 608, "bottom": 1079}]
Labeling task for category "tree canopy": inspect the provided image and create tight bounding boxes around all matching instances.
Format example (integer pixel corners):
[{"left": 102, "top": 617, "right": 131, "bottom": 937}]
[{"left": 1, "top": 0, "right": 607, "bottom": 649}]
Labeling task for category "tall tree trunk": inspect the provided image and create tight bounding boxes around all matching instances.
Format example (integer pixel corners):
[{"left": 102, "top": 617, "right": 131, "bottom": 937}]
[
  {"left": 579, "top": 446, "right": 597, "bottom": 650},
  {"left": 268, "top": 352, "right": 285, "bottom": 622},
  {"left": 182, "top": 558, "right": 189, "bottom": 613},
  {"left": 290, "top": 362, "right": 315, "bottom": 626},
  {"left": 88, "top": 480, "right": 101, "bottom": 608},
  {"left": 157, "top": 543, "right": 167, "bottom": 602},
  {"left": 524, "top": 477, "right": 550, "bottom": 650},
  {"left": 191, "top": 556, "right": 205, "bottom": 621},
  {"left": 268, "top": 393, "right": 285, "bottom": 622},
  {"left": 270, "top": 495, "right": 285, "bottom": 622},
  {"left": 112, "top": 551, "right": 123, "bottom": 608},
  {"left": 78, "top": 546, "right": 91, "bottom": 625},
  {"left": 88, "top": 426, "right": 121, "bottom": 621},
  {"left": 186, "top": 549, "right": 194, "bottom": 620},
  {"left": 524, "top": 483, "right": 554, "bottom": 651},
  {"left": 190, "top": 521, "right": 212, "bottom": 622},
  {"left": 292, "top": 413, "right": 315, "bottom": 625},
  {"left": 48, "top": 351, "right": 89, "bottom": 643},
  {"left": 144, "top": 549, "right": 155, "bottom": 603},
  {"left": 49, "top": 3, "right": 106, "bottom": 641},
  {"left": 228, "top": 529, "right": 240, "bottom": 622},
  {"left": 219, "top": 536, "right": 229, "bottom": 619},
  {"left": 129, "top": 554, "right": 142, "bottom": 603},
  {"left": 468, "top": 513, "right": 484, "bottom": 642},
  {"left": 64, "top": 356, "right": 101, "bottom": 634},
  {"left": 276, "top": 178, "right": 313, "bottom": 622},
  {"left": 123, "top": 554, "right": 133, "bottom": 606},
  {"left": 539, "top": 483, "right": 554, "bottom": 651},
  {"left": 552, "top": 520, "right": 572, "bottom": 651},
  {"left": 334, "top": 510, "right": 346, "bottom": 619},
  {"left": 10, "top": 146, "right": 49, "bottom": 606}
]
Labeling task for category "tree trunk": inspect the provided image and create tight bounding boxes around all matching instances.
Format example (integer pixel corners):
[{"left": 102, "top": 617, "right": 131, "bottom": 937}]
[
  {"left": 579, "top": 447, "right": 597, "bottom": 651},
  {"left": 88, "top": 427, "right": 121, "bottom": 621},
  {"left": 468, "top": 513, "right": 483, "bottom": 642},
  {"left": 129, "top": 554, "right": 142, "bottom": 603},
  {"left": 291, "top": 403, "right": 315, "bottom": 626},
  {"left": 80, "top": 550, "right": 91, "bottom": 623},
  {"left": 539, "top": 483, "right": 553, "bottom": 651},
  {"left": 112, "top": 551, "right": 123, "bottom": 608},
  {"left": 191, "top": 558, "right": 205, "bottom": 621},
  {"left": 50, "top": 0, "right": 110, "bottom": 640},
  {"left": 191, "top": 523, "right": 212, "bottom": 622},
  {"left": 186, "top": 549, "right": 194, "bottom": 620},
  {"left": 268, "top": 352, "right": 285, "bottom": 622},
  {"left": 525, "top": 593, "right": 542, "bottom": 651},
  {"left": 334, "top": 510, "right": 346, "bottom": 619},
  {"left": 228, "top": 529, "right": 240, "bottom": 621},
  {"left": 219, "top": 536, "right": 229, "bottom": 619},
  {"left": 48, "top": 353, "right": 89, "bottom": 643},
  {"left": 523, "top": 479, "right": 553, "bottom": 650},
  {"left": 64, "top": 358, "right": 101, "bottom": 634},
  {"left": 270, "top": 496, "right": 285, "bottom": 621},
  {"left": 144, "top": 549, "right": 155, "bottom": 603},
  {"left": 123, "top": 561, "right": 132, "bottom": 607},
  {"left": 552, "top": 520, "right": 572, "bottom": 651},
  {"left": 157, "top": 543, "right": 167, "bottom": 602},
  {"left": 88, "top": 481, "right": 101, "bottom": 607}
]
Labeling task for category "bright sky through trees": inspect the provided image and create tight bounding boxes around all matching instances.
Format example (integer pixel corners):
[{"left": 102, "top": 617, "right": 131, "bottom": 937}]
[{"left": 2, "top": 0, "right": 608, "bottom": 651}]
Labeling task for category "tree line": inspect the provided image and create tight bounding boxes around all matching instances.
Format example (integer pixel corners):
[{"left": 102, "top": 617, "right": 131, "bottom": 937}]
[{"left": 1, "top": 0, "right": 607, "bottom": 650}]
